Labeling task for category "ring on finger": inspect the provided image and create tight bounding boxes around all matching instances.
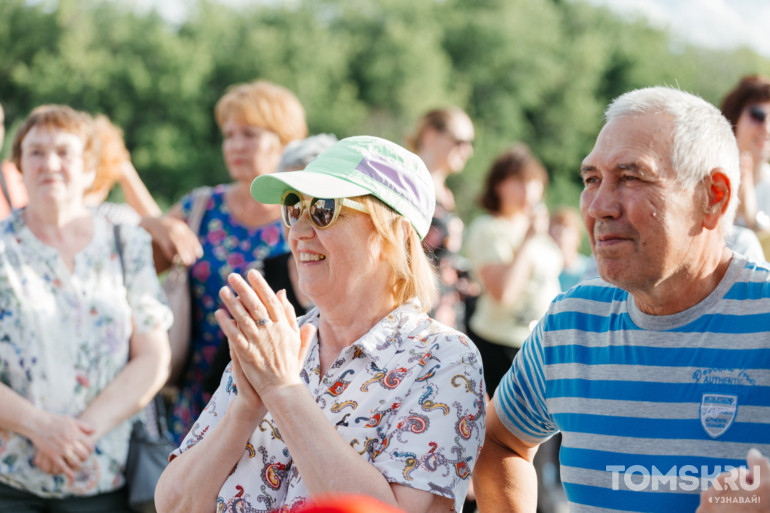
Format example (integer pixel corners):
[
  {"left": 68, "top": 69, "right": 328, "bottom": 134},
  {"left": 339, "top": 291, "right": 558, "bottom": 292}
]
[{"left": 255, "top": 317, "right": 271, "bottom": 327}]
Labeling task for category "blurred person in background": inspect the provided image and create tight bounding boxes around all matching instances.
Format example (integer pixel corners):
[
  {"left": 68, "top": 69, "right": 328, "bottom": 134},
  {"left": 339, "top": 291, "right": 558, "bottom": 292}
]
[
  {"left": 84, "top": 114, "right": 163, "bottom": 224},
  {"left": 0, "top": 104, "right": 171, "bottom": 510},
  {"left": 465, "top": 144, "right": 564, "bottom": 513},
  {"left": 406, "top": 107, "right": 476, "bottom": 330},
  {"left": 720, "top": 74, "right": 770, "bottom": 258},
  {"left": 0, "top": 102, "right": 29, "bottom": 219},
  {"left": 537, "top": 206, "right": 594, "bottom": 513},
  {"left": 549, "top": 207, "right": 590, "bottom": 292},
  {"left": 155, "top": 136, "right": 485, "bottom": 513},
  {"left": 142, "top": 79, "right": 308, "bottom": 443},
  {"left": 464, "top": 143, "right": 562, "bottom": 396},
  {"left": 202, "top": 133, "right": 336, "bottom": 394}
]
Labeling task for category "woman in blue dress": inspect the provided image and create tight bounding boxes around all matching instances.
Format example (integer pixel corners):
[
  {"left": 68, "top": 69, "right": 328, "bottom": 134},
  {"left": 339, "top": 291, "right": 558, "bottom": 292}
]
[{"left": 145, "top": 80, "right": 308, "bottom": 442}]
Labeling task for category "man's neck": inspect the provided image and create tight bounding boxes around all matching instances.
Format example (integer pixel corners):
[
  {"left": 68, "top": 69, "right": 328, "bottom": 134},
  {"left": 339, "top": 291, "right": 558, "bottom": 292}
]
[{"left": 632, "top": 245, "right": 733, "bottom": 316}]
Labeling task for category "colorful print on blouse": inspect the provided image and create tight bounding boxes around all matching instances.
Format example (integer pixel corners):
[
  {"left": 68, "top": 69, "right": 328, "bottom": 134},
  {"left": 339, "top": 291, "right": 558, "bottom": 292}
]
[
  {"left": 172, "top": 300, "right": 486, "bottom": 513},
  {"left": 169, "top": 184, "right": 291, "bottom": 443},
  {"left": 0, "top": 210, "right": 172, "bottom": 497}
]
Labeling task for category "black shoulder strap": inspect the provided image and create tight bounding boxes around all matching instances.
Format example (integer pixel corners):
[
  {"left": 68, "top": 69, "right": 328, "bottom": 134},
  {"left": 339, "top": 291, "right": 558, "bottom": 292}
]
[
  {"left": 113, "top": 223, "right": 170, "bottom": 438},
  {"left": 112, "top": 223, "right": 164, "bottom": 436},
  {"left": 113, "top": 224, "right": 126, "bottom": 284}
]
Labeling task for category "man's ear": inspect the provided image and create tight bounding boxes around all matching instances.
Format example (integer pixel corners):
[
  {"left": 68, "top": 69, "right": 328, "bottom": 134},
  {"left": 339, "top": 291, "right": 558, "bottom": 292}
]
[{"left": 703, "top": 169, "right": 731, "bottom": 230}]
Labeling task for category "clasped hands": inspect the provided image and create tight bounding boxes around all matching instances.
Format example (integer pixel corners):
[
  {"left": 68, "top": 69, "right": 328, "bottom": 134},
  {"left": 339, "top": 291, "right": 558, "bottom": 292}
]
[
  {"left": 215, "top": 270, "right": 315, "bottom": 416},
  {"left": 30, "top": 412, "right": 95, "bottom": 481}
]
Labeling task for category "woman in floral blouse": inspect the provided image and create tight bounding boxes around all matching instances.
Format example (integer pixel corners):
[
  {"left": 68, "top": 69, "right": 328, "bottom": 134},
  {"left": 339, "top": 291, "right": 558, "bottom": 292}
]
[
  {"left": 156, "top": 136, "right": 486, "bottom": 513},
  {"left": 143, "top": 80, "right": 309, "bottom": 443},
  {"left": 0, "top": 105, "right": 172, "bottom": 509}
]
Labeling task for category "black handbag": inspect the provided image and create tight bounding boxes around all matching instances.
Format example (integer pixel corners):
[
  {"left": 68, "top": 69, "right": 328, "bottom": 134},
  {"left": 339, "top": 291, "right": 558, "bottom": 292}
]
[
  {"left": 113, "top": 225, "right": 177, "bottom": 512},
  {"left": 125, "top": 396, "right": 177, "bottom": 512}
]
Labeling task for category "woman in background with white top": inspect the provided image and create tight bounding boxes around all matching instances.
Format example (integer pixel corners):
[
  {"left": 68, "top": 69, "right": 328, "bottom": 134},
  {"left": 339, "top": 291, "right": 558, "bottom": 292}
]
[{"left": 465, "top": 143, "right": 562, "bottom": 396}]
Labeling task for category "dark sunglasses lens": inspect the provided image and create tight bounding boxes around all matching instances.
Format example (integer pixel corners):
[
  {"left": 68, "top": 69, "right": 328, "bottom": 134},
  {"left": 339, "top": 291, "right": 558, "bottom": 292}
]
[
  {"left": 309, "top": 198, "right": 336, "bottom": 227},
  {"left": 750, "top": 106, "right": 767, "bottom": 123},
  {"left": 282, "top": 193, "right": 302, "bottom": 226}
]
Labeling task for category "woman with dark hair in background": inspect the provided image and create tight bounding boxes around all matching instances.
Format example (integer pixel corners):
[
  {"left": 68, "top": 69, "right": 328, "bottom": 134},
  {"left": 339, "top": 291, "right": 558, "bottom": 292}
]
[
  {"left": 719, "top": 74, "right": 770, "bottom": 259},
  {"left": 465, "top": 143, "right": 562, "bottom": 395}
]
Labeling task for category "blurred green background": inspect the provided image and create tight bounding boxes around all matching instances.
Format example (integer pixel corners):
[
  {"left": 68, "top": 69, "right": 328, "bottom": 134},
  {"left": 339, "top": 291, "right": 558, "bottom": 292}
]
[{"left": 3, "top": 0, "right": 770, "bottom": 223}]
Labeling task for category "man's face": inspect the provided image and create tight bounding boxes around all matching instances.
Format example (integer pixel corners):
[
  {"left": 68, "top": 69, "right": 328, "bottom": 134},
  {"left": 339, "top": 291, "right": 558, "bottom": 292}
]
[{"left": 579, "top": 114, "right": 701, "bottom": 296}]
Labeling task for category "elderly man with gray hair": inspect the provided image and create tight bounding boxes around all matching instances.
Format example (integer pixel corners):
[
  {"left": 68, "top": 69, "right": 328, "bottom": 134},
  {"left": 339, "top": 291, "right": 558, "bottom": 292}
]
[{"left": 473, "top": 86, "right": 770, "bottom": 513}]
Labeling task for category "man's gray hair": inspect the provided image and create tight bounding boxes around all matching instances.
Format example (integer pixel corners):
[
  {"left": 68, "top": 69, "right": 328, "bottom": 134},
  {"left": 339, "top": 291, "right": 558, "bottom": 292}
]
[
  {"left": 605, "top": 86, "right": 740, "bottom": 226},
  {"left": 277, "top": 133, "right": 338, "bottom": 173}
]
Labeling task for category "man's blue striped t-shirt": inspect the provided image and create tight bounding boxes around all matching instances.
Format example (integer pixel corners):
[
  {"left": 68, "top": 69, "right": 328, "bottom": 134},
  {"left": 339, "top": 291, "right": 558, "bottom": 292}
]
[{"left": 495, "top": 253, "right": 770, "bottom": 512}]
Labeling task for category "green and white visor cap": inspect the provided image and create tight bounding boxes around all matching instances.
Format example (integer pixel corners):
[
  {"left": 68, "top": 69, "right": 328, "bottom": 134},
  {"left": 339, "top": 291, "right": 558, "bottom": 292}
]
[{"left": 251, "top": 135, "right": 436, "bottom": 239}]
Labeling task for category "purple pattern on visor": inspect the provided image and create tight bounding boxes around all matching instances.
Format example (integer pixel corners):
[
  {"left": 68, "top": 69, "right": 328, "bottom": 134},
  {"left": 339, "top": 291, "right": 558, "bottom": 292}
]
[{"left": 355, "top": 157, "right": 431, "bottom": 218}]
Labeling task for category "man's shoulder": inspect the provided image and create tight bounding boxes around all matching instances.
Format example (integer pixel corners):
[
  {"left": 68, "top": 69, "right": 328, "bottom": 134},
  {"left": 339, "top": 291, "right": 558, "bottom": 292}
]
[
  {"left": 734, "top": 253, "right": 770, "bottom": 274},
  {"left": 725, "top": 254, "right": 770, "bottom": 299},
  {"left": 541, "top": 255, "right": 770, "bottom": 336},
  {"left": 533, "top": 278, "right": 629, "bottom": 338},
  {"left": 552, "top": 276, "right": 628, "bottom": 309}
]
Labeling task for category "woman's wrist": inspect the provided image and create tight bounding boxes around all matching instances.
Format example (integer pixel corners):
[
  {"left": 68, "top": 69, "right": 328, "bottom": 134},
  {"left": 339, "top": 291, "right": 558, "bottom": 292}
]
[
  {"left": 259, "top": 381, "right": 305, "bottom": 411},
  {"left": 228, "top": 393, "right": 267, "bottom": 429}
]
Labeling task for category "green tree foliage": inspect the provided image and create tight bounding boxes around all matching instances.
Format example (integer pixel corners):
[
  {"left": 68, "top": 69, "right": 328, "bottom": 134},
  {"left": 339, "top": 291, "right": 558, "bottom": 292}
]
[{"left": 2, "top": 0, "right": 770, "bottom": 216}]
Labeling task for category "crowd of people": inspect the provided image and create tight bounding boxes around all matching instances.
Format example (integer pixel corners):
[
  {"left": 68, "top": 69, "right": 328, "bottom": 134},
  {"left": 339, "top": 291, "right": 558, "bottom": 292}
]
[{"left": 0, "top": 74, "right": 768, "bottom": 513}]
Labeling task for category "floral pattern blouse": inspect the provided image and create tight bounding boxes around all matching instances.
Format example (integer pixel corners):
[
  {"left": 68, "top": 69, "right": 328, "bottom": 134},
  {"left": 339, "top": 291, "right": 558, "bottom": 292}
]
[
  {"left": 0, "top": 210, "right": 172, "bottom": 497},
  {"left": 172, "top": 300, "right": 486, "bottom": 513},
  {"left": 169, "top": 185, "right": 290, "bottom": 443}
]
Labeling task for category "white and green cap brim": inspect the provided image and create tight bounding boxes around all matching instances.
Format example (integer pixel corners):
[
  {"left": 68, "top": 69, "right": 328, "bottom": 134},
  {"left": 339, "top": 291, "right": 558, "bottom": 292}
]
[{"left": 251, "top": 135, "right": 435, "bottom": 239}]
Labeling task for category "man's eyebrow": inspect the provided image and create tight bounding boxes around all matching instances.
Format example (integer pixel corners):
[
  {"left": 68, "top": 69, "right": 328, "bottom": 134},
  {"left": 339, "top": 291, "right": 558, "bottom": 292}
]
[
  {"left": 617, "top": 162, "right": 642, "bottom": 172},
  {"left": 580, "top": 161, "right": 652, "bottom": 178},
  {"left": 618, "top": 162, "right": 658, "bottom": 178}
]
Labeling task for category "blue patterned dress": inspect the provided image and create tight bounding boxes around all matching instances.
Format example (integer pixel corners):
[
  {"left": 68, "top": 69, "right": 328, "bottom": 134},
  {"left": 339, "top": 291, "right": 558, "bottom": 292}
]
[{"left": 168, "top": 184, "right": 290, "bottom": 442}]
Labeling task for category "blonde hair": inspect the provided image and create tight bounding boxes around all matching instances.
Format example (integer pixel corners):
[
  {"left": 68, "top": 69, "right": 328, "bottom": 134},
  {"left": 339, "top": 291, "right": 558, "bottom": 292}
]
[
  {"left": 360, "top": 195, "right": 437, "bottom": 311},
  {"left": 215, "top": 79, "right": 308, "bottom": 146},
  {"left": 86, "top": 114, "right": 130, "bottom": 196}
]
